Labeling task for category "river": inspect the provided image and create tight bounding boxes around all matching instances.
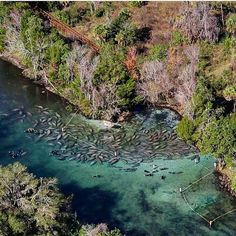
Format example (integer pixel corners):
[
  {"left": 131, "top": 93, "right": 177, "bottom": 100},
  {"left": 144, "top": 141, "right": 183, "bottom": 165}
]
[{"left": 0, "top": 59, "right": 236, "bottom": 236}]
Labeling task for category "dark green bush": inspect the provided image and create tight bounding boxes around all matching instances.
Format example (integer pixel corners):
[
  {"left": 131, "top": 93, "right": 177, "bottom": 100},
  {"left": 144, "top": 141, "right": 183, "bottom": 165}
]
[
  {"left": 0, "top": 28, "right": 6, "bottom": 52},
  {"left": 95, "top": 8, "right": 105, "bottom": 17},
  {"left": 176, "top": 116, "right": 195, "bottom": 143}
]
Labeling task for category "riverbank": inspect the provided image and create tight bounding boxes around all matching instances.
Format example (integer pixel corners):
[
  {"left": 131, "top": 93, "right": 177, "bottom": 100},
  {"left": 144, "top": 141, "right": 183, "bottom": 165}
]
[
  {"left": 0, "top": 53, "right": 122, "bottom": 128},
  {"left": 214, "top": 160, "right": 236, "bottom": 198},
  {"left": 0, "top": 52, "right": 182, "bottom": 122},
  {"left": 1, "top": 54, "right": 235, "bottom": 201},
  {"left": 1, "top": 58, "right": 236, "bottom": 235}
]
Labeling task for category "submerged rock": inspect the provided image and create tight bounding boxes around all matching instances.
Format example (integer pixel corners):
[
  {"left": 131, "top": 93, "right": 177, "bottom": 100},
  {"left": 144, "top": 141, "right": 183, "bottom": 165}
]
[{"left": 102, "top": 120, "right": 121, "bottom": 129}]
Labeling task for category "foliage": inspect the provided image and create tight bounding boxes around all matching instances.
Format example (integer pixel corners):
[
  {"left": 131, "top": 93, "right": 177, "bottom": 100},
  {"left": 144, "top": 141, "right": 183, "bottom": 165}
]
[
  {"left": 178, "top": 78, "right": 236, "bottom": 163},
  {"left": 176, "top": 116, "right": 195, "bottom": 143},
  {"left": 194, "top": 115, "right": 235, "bottom": 159},
  {"left": 54, "top": 10, "right": 70, "bottom": 25},
  {"left": 171, "top": 31, "right": 187, "bottom": 46},
  {"left": 222, "top": 35, "right": 236, "bottom": 51},
  {"left": 93, "top": 9, "right": 138, "bottom": 46},
  {"left": 93, "top": 44, "right": 137, "bottom": 118},
  {"left": 147, "top": 44, "right": 168, "bottom": 61},
  {"left": 0, "top": 2, "right": 11, "bottom": 25},
  {"left": 47, "top": 2, "right": 64, "bottom": 12},
  {"left": 223, "top": 85, "right": 236, "bottom": 99},
  {"left": 226, "top": 13, "right": 236, "bottom": 35},
  {"left": 0, "top": 163, "right": 73, "bottom": 235},
  {"left": 197, "top": 41, "right": 213, "bottom": 71},
  {"left": 95, "top": 8, "right": 105, "bottom": 18},
  {"left": 191, "top": 77, "right": 215, "bottom": 117},
  {"left": 103, "top": 228, "right": 123, "bottom": 236},
  {"left": 20, "top": 11, "right": 48, "bottom": 76},
  {"left": 46, "top": 31, "right": 70, "bottom": 66},
  {"left": 0, "top": 28, "right": 6, "bottom": 52},
  {"left": 231, "top": 175, "right": 236, "bottom": 190},
  {"left": 128, "top": 1, "right": 145, "bottom": 8}
]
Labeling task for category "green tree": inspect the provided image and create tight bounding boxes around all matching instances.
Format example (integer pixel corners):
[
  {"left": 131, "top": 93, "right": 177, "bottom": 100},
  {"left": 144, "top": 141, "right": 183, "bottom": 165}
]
[
  {"left": 176, "top": 116, "right": 195, "bottom": 143},
  {"left": 0, "top": 2, "right": 11, "bottom": 25},
  {"left": 93, "top": 44, "right": 137, "bottom": 117},
  {"left": 94, "top": 8, "right": 137, "bottom": 46},
  {"left": 0, "top": 163, "right": 73, "bottom": 235},
  {"left": 46, "top": 36, "right": 69, "bottom": 66},
  {"left": 195, "top": 115, "right": 236, "bottom": 159},
  {"left": 93, "top": 24, "right": 108, "bottom": 42},
  {"left": 20, "top": 11, "right": 48, "bottom": 77}
]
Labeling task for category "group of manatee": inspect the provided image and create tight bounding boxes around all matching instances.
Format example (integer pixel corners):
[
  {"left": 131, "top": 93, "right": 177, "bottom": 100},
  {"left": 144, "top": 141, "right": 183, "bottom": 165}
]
[{"left": 5, "top": 105, "right": 199, "bottom": 173}]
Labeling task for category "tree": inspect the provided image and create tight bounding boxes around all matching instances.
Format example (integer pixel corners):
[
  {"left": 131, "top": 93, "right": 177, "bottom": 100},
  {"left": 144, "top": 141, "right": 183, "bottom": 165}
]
[
  {"left": 138, "top": 45, "right": 199, "bottom": 113},
  {"left": 0, "top": 163, "right": 73, "bottom": 235},
  {"left": 93, "top": 24, "right": 108, "bottom": 42},
  {"left": 20, "top": 11, "right": 48, "bottom": 78},
  {"left": 176, "top": 116, "right": 195, "bottom": 143},
  {"left": 93, "top": 44, "right": 137, "bottom": 119},
  {"left": 93, "top": 8, "right": 137, "bottom": 46},
  {"left": 175, "top": 2, "right": 221, "bottom": 42},
  {"left": 195, "top": 115, "right": 236, "bottom": 159}
]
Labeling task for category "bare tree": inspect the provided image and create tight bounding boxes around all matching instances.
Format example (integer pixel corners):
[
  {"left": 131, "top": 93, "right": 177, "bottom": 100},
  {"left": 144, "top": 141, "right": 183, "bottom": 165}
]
[
  {"left": 138, "top": 61, "right": 172, "bottom": 104},
  {"left": 175, "top": 2, "right": 221, "bottom": 42},
  {"left": 138, "top": 45, "right": 199, "bottom": 115}
]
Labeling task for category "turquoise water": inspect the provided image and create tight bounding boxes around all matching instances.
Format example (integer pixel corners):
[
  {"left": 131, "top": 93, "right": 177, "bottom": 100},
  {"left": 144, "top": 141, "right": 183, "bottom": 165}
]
[{"left": 0, "top": 60, "right": 236, "bottom": 236}]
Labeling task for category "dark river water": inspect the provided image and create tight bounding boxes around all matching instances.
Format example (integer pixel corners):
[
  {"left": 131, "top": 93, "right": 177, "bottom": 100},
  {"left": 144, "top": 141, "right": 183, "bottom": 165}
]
[{"left": 0, "top": 59, "right": 236, "bottom": 236}]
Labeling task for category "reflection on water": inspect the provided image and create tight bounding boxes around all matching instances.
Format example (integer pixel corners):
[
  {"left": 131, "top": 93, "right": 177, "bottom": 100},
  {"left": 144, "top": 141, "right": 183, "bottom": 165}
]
[{"left": 0, "top": 59, "right": 236, "bottom": 236}]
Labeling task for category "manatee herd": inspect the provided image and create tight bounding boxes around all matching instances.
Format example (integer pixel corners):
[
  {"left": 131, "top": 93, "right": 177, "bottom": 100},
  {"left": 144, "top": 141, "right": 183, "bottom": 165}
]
[{"left": 5, "top": 105, "right": 198, "bottom": 171}]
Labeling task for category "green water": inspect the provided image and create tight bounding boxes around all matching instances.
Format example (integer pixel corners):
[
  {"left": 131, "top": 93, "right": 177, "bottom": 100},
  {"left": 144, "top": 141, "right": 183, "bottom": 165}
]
[{"left": 0, "top": 59, "right": 236, "bottom": 236}]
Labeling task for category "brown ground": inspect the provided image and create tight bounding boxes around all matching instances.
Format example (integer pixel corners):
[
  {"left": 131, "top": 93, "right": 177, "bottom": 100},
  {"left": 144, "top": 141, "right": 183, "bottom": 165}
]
[
  {"left": 71, "top": 2, "right": 183, "bottom": 48},
  {"left": 131, "top": 2, "right": 182, "bottom": 46}
]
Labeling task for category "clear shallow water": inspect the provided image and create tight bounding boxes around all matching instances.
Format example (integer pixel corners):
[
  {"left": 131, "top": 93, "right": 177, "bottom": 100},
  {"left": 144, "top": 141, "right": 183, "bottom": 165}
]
[{"left": 0, "top": 60, "right": 236, "bottom": 236}]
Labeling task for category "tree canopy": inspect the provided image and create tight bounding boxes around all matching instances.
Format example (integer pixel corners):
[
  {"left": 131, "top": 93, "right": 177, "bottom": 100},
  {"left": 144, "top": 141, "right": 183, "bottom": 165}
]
[{"left": 0, "top": 162, "right": 73, "bottom": 235}]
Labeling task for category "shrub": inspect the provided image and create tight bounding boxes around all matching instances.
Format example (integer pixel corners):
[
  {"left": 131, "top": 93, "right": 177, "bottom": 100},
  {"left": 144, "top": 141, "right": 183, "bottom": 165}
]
[
  {"left": 92, "top": 44, "right": 137, "bottom": 118},
  {"left": 94, "top": 9, "right": 137, "bottom": 46},
  {"left": 222, "top": 35, "right": 236, "bottom": 51},
  {"left": 0, "top": 2, "right": 11, "bottom": 25},
  {"left": 231, "top": 175, "right": 236, "bottom": 190},
  {"left": 0, "top": 28, "right": 6, "bottom": 52},
  {"left": 148, "top": 44, "right": 168, "bottom": 61},
  {"left": 223, "top": 85, "right": 236, "bottom": 99},
  {"left": 198, "top": 42, "right": 213, "bottom": 71},
  {"left": 176, "top": 116, "right": 195, "bottom": 142},
  {"left": 171, "top": 31, "right": 187, "bottom": 45},
  {"left": 95, "top": 8, "right": 105, "bottom": 17},
  {"left": 54, "top": 10, "right": 70, "bottom": 25},
  {"left": 226, "top": 13, "right": 236, "bottom": 35},
  {"left": 46, "top": 37, "right": 70, "bottom": 65},
  {"left": 129, "top": 1, "right": 145, "bottom": 8}
]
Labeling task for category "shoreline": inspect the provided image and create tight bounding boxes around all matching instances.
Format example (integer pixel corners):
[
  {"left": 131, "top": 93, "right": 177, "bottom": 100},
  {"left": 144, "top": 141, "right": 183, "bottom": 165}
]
[
  {"left": 1, "top": 53, "right": 235, "bottom": 198},
  {"left": 0, "top": 53, "right": 183, "bottom": 121},
  {"left": 214, "top": 160, "right": 236, "bottom": 198}
]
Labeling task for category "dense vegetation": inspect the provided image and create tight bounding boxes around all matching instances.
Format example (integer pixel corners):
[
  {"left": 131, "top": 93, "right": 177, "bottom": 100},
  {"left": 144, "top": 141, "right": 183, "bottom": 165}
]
[
  {"left": 0, "top": 163, "right": 121, "bottom": 236},
  {"left": 175, "top": 3, "right": 236, "bottom": 188},
  {"left": 0, "top": 1, "right": 235, "bottom": 189},
  {"left": 0, "top": 2, "right": 142, "bottom": 120}
]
